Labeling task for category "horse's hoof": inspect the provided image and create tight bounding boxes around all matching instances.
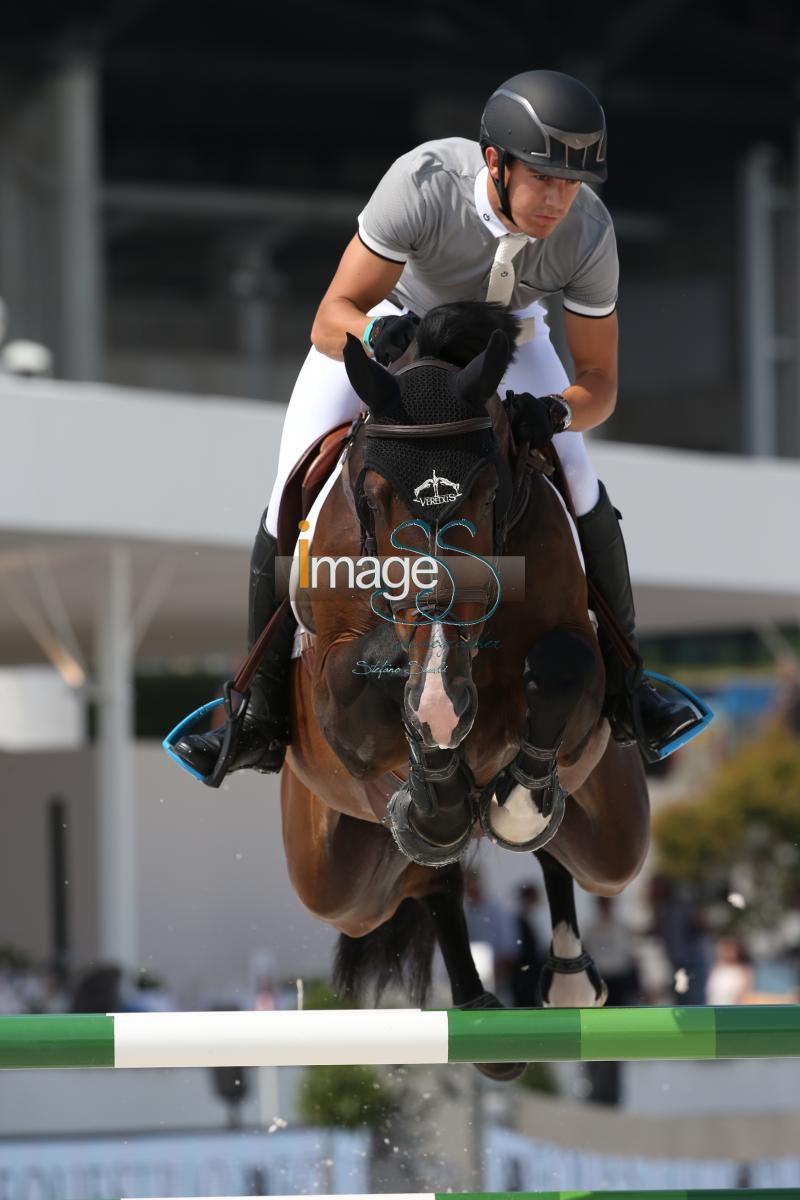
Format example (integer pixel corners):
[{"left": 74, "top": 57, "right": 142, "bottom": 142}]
[
  {"left": 475, "top": 1059, "right": 528, "bottom": 1082},
  {"left": 539, "top": 950, "right": 607, "bottom": 1007},
  {"left": 479, "top": 780, "right": 565, "bottom": 852},
  {"left": 388, "top": 781, "right": 473, "bottom": 868},
  {"left": 457, "top": 991, "right": 526, "bottom": 1082}
]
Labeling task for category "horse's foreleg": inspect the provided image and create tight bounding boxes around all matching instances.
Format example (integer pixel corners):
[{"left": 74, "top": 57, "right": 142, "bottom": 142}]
[
  {"left": 418, "top": 867, "right": 484, "bottom": 1005},
  {"left": 550, "top": 738, "right": 650, "bottom": 894},
  {"left": 485, "top": 629, "right": 597, "bottom": 852},
  {"left": 535, "top": 848, "right": 607, "bottom": 1008},
  {"left": 524, "top": 628, "right": 598, "bottom": 750},
  {"left": 419, "top": 867, "right": 526, "bottom": 1083},
  {"left": 388, "top": 731, "right": 476, "bottom": 868}
]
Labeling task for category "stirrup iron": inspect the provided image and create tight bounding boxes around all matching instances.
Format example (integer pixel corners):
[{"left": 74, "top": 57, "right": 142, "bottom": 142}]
[
  {"left": 163, "top": 680, "right": 251, "bottom": 788},
  {"left": 634, "top": 670, "right": 714, "bottom": 763}
]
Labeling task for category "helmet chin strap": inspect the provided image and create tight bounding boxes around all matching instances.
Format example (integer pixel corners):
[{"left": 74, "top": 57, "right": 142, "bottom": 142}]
[{"left": 487, "top": 148, "right": 515, "bottom": 224}]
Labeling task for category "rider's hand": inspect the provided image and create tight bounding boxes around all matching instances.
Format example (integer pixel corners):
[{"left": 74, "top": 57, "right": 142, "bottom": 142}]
[
  {"left": 506, "top": 390, "right": 572, "bottom": 446},
  {"left": 366, "top": 314, "right": 419, "bottom": 366}
]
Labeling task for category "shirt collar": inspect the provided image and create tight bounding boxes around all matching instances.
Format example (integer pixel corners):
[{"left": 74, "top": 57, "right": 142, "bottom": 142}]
[{"left": 473, "top": 165, "right": 537, "bottom": 245}]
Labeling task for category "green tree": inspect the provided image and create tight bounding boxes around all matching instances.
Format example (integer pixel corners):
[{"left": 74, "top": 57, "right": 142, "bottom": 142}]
[
  {"left": 296, "top": 979, "right": 392, "bottom": 1129},
  {"left": 653, "top": 726, "right": 800, "bottom": 929},
  {"left": 298, "top": 1063, "right": 391, "bottom": 1129},
  {"left": 517, "top": 1061, "right": 558, "bottom": 1094}
]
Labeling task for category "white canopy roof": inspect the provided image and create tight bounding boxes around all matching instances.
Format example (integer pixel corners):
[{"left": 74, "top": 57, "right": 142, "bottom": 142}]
[{"left": 2, "top": 374, "right": 798, "bottom": 669}]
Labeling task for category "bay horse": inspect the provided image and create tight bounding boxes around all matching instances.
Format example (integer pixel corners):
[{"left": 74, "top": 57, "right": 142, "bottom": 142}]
[{"left": 281, "top": 302, "right": 649, "bottom": 1079}]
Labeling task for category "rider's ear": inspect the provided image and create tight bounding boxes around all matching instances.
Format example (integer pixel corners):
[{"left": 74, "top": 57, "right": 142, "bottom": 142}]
[
  {"left": 455, "top": 328, "right": 511, "bottom": 409},
  {"left": 343, "top": 333, "right": 401, "bottom": 416}
]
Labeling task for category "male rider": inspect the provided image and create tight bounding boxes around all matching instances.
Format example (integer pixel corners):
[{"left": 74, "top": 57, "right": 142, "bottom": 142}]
[{"left": 173, "top": 69, "right": 696, "bottom": 781}]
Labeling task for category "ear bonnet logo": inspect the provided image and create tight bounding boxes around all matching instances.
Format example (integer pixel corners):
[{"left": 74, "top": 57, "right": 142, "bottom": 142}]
[{"left": 413, "top": 468, "right": 462, "bottom": 507}]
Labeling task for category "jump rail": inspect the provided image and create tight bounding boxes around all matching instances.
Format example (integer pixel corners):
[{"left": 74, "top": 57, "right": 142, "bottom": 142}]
[
  {"left": 61, "top": 1192, "right": 800, "bottom": 1199},
  {"left": 2, "top": 1005, "right": 799, "bottom": 1069}
]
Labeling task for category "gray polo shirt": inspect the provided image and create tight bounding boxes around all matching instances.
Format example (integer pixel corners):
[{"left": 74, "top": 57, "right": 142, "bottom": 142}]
[{"left": 358, "top": 137, "right": 617, "bottom": 319}]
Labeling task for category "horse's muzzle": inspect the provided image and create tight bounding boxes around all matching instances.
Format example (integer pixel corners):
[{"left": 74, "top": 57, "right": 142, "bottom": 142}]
[{"left": 403, "top": 627, "right": 477, "bottom": 749}]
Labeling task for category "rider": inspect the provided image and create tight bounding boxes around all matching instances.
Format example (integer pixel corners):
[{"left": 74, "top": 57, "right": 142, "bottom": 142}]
[{"left": 173, "top": 68, "right": 697, "bottom": 781}]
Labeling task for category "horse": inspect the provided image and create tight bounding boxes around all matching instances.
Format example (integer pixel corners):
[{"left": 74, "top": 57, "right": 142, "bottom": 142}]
[{"left": 280, "top": 301, "right": 649, "bottom": 1080}]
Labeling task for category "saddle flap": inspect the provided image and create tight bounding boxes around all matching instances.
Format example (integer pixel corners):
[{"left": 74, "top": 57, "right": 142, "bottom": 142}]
[
  {"left": 302, "top": 424, "right": 352, "bottom": 499},
  {"left": 276, "top": 421, "right": 353, "bottom": 556}
]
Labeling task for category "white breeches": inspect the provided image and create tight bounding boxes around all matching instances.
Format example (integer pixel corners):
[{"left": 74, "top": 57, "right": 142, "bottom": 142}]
[{"left": 265, "top": 300, "right": 600, "bottom": 538}]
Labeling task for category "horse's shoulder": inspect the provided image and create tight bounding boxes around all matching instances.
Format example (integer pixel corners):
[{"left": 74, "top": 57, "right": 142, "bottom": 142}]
[{"left": 506, "top": 467, "right": 574, "bottom": 550}]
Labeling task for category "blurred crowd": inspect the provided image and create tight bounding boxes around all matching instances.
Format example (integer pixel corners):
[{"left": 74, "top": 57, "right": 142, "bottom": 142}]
[
  {"left": 461, "top": 862, "right": 800, "bottom": 1106},
  {"left": 2, "top": 864, "right": 799, "bottom": 1021},
  {"left": 0, "top": 952, "right": 177, "bottom": 1016},
  {"left": 462, "top": 864, "right": 800, "bottom": 1014},
  {"left": 0, "top": 946, "right": 296, "bottom": 1018}
]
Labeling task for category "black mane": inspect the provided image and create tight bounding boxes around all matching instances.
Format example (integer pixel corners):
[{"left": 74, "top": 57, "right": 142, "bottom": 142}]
[{"left": 414, "top": 302, "right": 520, "bottom": 368}]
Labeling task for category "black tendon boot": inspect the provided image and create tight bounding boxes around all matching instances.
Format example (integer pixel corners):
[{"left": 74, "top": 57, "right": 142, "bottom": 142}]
[
  {"left": 172, "top": 513, "right": 295, "bottom": 779},
  {"left": 577, "top": 483, "right": 697, "bottom": 753}
]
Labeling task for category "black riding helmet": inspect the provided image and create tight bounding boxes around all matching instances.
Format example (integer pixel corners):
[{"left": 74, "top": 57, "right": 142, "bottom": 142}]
[{"left": 480, "top": 69, "right": 607, "bottom": 220}]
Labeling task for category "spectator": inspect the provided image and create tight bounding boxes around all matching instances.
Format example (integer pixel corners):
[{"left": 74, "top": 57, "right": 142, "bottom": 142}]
[
  {"left": 649, "top": 873, "right": 711, "bottom": 1004},
  {"left": 463, "top": 866, "right": 517, "bottom": 1000},
  {"left": 125, "top": 969, "right": 176, "bottom": 1011},
  {"left": 249, "top": 949, "right": 279, "bottom": 1010},
  {"left": 705, "top": 936, "right": 754, "bottom": 1006},
  {"left": 509, "top": 883, "right": 546, "bottom": 1007},
  {"left": 582, "top": 896, "right": 642, "bottom": 1106},
  {"left": 70, "top": 964, "right": 123, "bottom": 1013},
  {"left": 773, "top": 656, "right": 800, "bottom": 737},
  {"left": 584, "top": 896, "right": 641, "bottom": 1007}
]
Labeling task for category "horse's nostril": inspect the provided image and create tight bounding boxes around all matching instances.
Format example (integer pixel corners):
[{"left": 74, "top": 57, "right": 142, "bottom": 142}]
[{"left": 452, "top": 684, "right": 477, "bottom": 721}]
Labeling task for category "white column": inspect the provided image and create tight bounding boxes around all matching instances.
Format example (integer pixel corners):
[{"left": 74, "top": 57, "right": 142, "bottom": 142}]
[{"left": 95, "top": 546, "right": 137, "bottom": 966}]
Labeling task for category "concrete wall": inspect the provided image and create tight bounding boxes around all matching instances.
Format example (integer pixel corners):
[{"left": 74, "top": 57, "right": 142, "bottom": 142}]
[
  {"left": 135, "top": 744, "right": 336, "bottom": 1002},
  {"left": 0, "top": 744, "right": 336, "bottom": 999},
  {"left": 1, "top": 740, "right": 664, "bottom": 1003},
  {"left": 0, "top": 748, "right": 98, "bottom": 968},
  {"left": 2, "top": 738, "right": 618, "bottom": 1002}
]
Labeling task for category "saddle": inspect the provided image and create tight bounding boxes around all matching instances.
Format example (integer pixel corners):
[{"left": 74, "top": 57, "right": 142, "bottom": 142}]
[{"left": 276, "top": 421, "right": 355, "bottom": 557}]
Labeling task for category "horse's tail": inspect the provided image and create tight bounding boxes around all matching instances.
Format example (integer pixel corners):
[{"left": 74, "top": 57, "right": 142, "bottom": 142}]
[{"left": 332, "top": 898, "right": 435, "bottom": 1007}]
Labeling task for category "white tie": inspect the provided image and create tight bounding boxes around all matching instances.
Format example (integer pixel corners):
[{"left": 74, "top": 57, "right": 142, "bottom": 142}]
[{"left": 485, "top": 233, "right": 528, "bottom": 306}]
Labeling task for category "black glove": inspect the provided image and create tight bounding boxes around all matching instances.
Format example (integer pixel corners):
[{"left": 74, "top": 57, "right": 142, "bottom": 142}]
[
  {"left": 506, "top": 390, "right": 572, "bottom": 447},
  {"left": 367, "top": 314, "right": 419, "bottom": 366}
]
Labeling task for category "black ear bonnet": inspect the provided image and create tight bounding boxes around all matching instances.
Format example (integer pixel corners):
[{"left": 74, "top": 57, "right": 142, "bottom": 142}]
[{"left": 343, "top": 330, "right": 514, "bottom": 534}]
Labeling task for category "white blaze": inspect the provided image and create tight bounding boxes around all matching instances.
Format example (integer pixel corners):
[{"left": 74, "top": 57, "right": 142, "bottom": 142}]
[{"left": 415, "top": 621, "right": 459, "bottom": 749}]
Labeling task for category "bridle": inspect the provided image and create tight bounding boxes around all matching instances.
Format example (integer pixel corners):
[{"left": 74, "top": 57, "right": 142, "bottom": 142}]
[{"left": 339, "top": 370, "right": 522, "bottom": 634}]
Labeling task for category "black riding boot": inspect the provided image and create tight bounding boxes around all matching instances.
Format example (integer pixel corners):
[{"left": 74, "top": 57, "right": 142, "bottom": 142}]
[
  {"left": 172, "top": 513, "right": 295, "bottom": 779},
  {"left": 577, "top": 482, "right": 696, "bottom": 752}
]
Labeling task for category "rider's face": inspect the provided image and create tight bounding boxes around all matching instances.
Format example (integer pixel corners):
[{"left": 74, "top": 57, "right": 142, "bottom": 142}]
[{"left": 486, "top": 149, "right": 582, "bottom": 238}]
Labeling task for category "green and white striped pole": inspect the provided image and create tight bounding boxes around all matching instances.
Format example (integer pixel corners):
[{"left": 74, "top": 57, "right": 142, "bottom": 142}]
[
  {"left": 52, "top": 1191, "right": 800, "bottom": 1199},
  {"left": 1, "top": 1005, "right": 800, "bottom": 1069}
]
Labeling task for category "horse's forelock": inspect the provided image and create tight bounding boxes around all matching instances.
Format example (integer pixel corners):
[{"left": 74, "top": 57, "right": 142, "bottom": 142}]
[{"left": 414, "top": 302, "right": 520, "bottom": 368}]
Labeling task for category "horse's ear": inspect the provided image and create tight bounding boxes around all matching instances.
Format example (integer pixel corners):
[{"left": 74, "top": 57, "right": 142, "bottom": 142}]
[
  {"left": 454, "top": 328, "right": 511, "bottom": 409},
  {"left": 343, "top": 333, "right": 400, "bottom": 415}
]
